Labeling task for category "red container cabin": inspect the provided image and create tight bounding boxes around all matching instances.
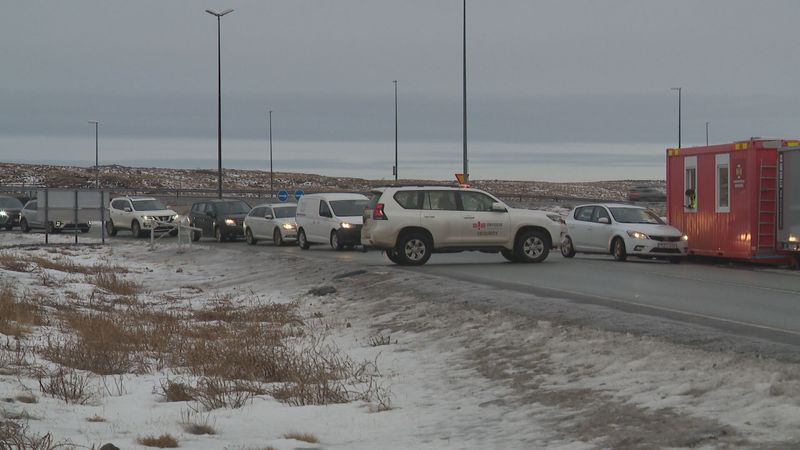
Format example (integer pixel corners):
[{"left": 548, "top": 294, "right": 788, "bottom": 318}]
[{"left": 666, "top": 138, "right": 798, "bottom": 265}]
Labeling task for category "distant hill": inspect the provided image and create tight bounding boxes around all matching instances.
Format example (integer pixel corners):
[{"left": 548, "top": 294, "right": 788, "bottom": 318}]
[{"left": 1, "top": 162, "right": 664, "bottom": 202}]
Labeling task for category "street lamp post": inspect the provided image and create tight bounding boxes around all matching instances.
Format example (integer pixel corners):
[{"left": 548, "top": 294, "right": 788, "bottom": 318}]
[
  {"left": 88, "top": 121, "right": 99, "bottom": 188},
  {"left": 706, "top": 121, "right": 710, "bottom": 146},
  {"left": 671, "top": 87, "right": 682, "bottom": 149},
  {"left": 393, "top": 80, "right": 398, "bottom": 181},
  {"left": 462, "top": 0, "right": 469, "bottom": 183},
  {"left": 206, "top": 8, "right": 234, "bottom": 199},
  {"left": 269, "top": 110, "right": 274, "bottom": 198}
]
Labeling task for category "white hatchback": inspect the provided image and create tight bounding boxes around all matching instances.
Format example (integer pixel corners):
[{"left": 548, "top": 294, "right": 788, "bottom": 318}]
[
  {"left": 561, "top": 203, "right": 688, "bottom": 263},
  {"left": 243, "top": 203, "right": 298, "bottom": 246}
]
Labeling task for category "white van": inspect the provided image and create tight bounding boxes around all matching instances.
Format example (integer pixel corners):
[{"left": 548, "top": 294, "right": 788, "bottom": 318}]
[{"left": 296, "top": 193, "right": 369, "bottom": 250}]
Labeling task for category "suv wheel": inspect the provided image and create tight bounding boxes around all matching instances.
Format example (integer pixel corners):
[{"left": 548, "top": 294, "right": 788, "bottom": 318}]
[
  {"left": 106, "top": 220, "right": 117, "bottom": 237},
  {"left": 298, "top": 229, "right": 310, "bottom": 250},
  {"left": 215, "top": 226, "right": 226, "bottom": 242},
  {"left": 245, "top": 228, "right": 257, "bottom": 245},
  {"left": 396, "top": 233, "right": 431, "bottom": 266},
  {"left": 20, "top": 218, "right": 30, "bottom": 233},
  {"left": 515, "top": 230, "right": 549, "bottom": 263},
  {"left": 273, "top": 228, "right": 283, "bottom": 246},
  {"left": 561, "top": 236, "right": 576, "bottom": 258},
  {"left": 191, "top": 229, "right": 201, "bottom": 242},
  {"left": 385, "top": 249, "right": 402, "bottom": 264},
  {"left": 330, "top": 230, "right": 344, "bottom": 251},
  {"left": 612, "top": 237, "right": 627, "bottom": 262},
  {"left": 131, "top": 220, "right": 142, "bottom": 238}
]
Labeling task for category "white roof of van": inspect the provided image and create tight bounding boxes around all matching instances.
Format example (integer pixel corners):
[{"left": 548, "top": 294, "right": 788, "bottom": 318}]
[{"left": 300, "top": 193, "right": 368, "bottom": 201}]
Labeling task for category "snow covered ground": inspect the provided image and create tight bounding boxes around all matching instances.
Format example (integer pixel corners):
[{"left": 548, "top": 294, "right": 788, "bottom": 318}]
[{"left": 2, "top": 232, "right": 800, "bottom": 449}]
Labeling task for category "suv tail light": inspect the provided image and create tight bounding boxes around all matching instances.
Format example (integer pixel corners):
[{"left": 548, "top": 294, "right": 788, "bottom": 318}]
[{"left": 373, "top": 203, "right": 387, "bottom": 220}]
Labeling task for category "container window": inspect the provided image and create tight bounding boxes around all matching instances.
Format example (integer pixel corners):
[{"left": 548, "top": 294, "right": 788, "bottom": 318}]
[
  {"left": 684, "top": 156, "right": 697, "bottom": 212},
  {"left": 715, "top": 153, "right": 730, "bottom": 213}
]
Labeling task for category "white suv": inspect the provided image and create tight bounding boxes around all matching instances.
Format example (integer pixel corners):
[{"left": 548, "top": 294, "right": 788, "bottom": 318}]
[
  {"left": 361, "top": 186, "right": 566, "bottom": 265},
  {"left": 107, "top": 196, "right": 178, "bottom": 238}
]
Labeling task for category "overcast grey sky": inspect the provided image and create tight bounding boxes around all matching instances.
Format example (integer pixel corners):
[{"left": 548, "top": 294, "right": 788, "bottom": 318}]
[{"left": 2, "top": 1, "right": 800, "bottom": 179}]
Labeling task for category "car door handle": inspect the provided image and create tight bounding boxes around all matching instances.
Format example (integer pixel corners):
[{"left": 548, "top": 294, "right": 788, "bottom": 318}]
[
  {"left": 463, "top": 216, "right": 475, "bottom": 219},
  {"left": 423, "top": 215, "right": 435, "bottom": 219}
]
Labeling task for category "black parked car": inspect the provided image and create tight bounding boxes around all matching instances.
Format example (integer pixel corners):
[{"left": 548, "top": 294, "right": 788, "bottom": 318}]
[
  {"left": 188, "top": 199, "right": 251, "bottom": 242},
  {"left": 627, "top": 186, "right": 666, "bottom": 202},
  {"left": 0, "top": 196, "right": 24, "bottom": 230}
]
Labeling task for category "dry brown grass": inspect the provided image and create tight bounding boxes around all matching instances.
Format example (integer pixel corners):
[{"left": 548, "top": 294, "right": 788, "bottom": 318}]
[
  {"left": 0, "top": 421, "right": 65, "bottom": 449},
  {"left": 180, "top": 408, "right": 217, "bottom": 435},
  {"left": 160, "top": 379, "right": 194, "bottom": 402},
  {"left": 283, "top": 432, "right": 319, "bottom": 444},
  {"left": 138, "top": 434, "right": 179, "bottom": 448},
  {"left": 92, "top": 272, "right": 140, "bottom": 296},
  {"left": 33, "top": 366, "right": 95, "bottom": 405},
  {"left": 30, "top": 255, "right": 126, "bottom": 275},
  {"left": 0, "top": 252, "right": 32, "bottom": 272},
  {"left": 14, "top": 393, "right": 38, "bottom": 404},
  {"left": 0, "top": 282, "right": 43, "bottom": 337}
]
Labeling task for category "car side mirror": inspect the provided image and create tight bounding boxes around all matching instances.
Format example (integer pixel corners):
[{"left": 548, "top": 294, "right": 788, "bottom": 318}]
[
  {"left": 264, "top": 214, "right": 273, "bottom": 220},
  {"left": 124, "top": 207, "right": 132, "bottom": 213},
  {"left": 598, "top": 217, "right": 610, "bottom": 224},
  {"left": 491, "top": 202, "right": 507, "bottom": 212}
]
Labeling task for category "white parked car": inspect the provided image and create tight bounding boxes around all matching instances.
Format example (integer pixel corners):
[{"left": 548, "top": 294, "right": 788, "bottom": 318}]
[
  {"left": 107, "top": 196, "right": 178, "bottom": 238},
  {"left": 243, "top": 203, "right": 298, "bottom": 246},
  {"left": 561, "top": 203, "right": 688, "bottom": 263},
  {"left": 295, "top": 193, "right": 369, "bottom": 251},
  {"left": 361, "top": 186, "right": 566, "bottom": 265}
]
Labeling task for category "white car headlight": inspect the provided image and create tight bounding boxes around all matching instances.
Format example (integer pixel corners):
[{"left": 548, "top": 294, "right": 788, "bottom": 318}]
[
  {"left": 0, "top": 211, "right": 7, "bottom": 217},
  {"left": 224, "top": 218, "right": 236, "bottom": 226},
  {"left": 681, "top": 234, "right": 689, "bottom": 241},
  {"left": 282, "top": 223, "right": 295, "bottom": 230},
  {"left": 340, "top": 222, "right": 352, "bottom": 229},
  {"left": 626, "top": 230, "right": 650, "bottom": 240},
  {"left": 142, "top": 215, "right": 153, "bottom": 221}
]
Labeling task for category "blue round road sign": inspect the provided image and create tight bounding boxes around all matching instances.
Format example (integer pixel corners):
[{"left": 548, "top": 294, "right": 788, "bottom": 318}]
[
  {"left": 294, "top": 190, "right": 304, "bottom": 201},
  {"left": 277, "top": 190, "right": 289, "bottom": 202}
]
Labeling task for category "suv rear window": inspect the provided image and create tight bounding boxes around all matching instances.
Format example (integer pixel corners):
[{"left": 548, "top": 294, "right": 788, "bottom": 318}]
[{"left": 393, "top": 190, "right": 421, "bottom": 209}]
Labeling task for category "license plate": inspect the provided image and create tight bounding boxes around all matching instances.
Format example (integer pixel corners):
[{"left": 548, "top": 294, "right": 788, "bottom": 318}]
[{"left": 657, "top": 242, "right": 678, "bottom": 249}]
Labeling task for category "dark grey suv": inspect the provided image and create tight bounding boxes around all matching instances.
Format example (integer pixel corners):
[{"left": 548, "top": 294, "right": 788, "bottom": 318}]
[{"left": 188, "top": 199, "right": 251, "bottom": 242}]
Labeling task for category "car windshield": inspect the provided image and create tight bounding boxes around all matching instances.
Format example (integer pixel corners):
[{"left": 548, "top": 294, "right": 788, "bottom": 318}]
[
  {"left": 330, "top": 199, "right": 368, "bottom": 217},
  {"left": 216, "top": 201, "right": 251, "bottom": 214},
  {"left": 0, "top": 197, "right": 23, "bottom": 209},
  {"left": 273, "top": 206, "right": 296, "bottom": 219},
  {"left": 132, "top": 199, "right": 166, "bottom": 211},
  {"left": 609, "top": 207, "right": 665, "bottom": 224}
]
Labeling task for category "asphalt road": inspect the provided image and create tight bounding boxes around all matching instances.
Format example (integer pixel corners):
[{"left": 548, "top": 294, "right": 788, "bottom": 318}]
[
  {"left": 268, "top": 241, "right": 800, "bottom": 345},
  {"left": 16, "top": 226, "right": 800, "bottom": 346}
]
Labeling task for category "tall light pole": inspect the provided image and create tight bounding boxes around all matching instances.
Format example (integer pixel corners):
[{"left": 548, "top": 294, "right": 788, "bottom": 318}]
[
  {"left": 206, "top": 8, "right": 234, "bottom": 199},
  {"left": 393, "top": 80, "right": 398, "bottom": 181},
  {"left": 88, "top": 120, "right": 99, "bottom": 188},
  {"left": 462, "top": 0, "right": 469, "bottom": 183},
  {"left": 705, "top": 121, "right": 710, "bottom": 146},
  {"left": 671, "top": 87, "right": 682, "bottom": 149},
  {"left": 269, "top": 110, "right": 274, "bottom": 198}
]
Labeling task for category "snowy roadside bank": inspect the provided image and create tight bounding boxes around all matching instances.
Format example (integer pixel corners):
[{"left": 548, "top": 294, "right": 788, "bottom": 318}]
[{"left": 1, "top": 234, "right": 800, "bottom": 449}]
